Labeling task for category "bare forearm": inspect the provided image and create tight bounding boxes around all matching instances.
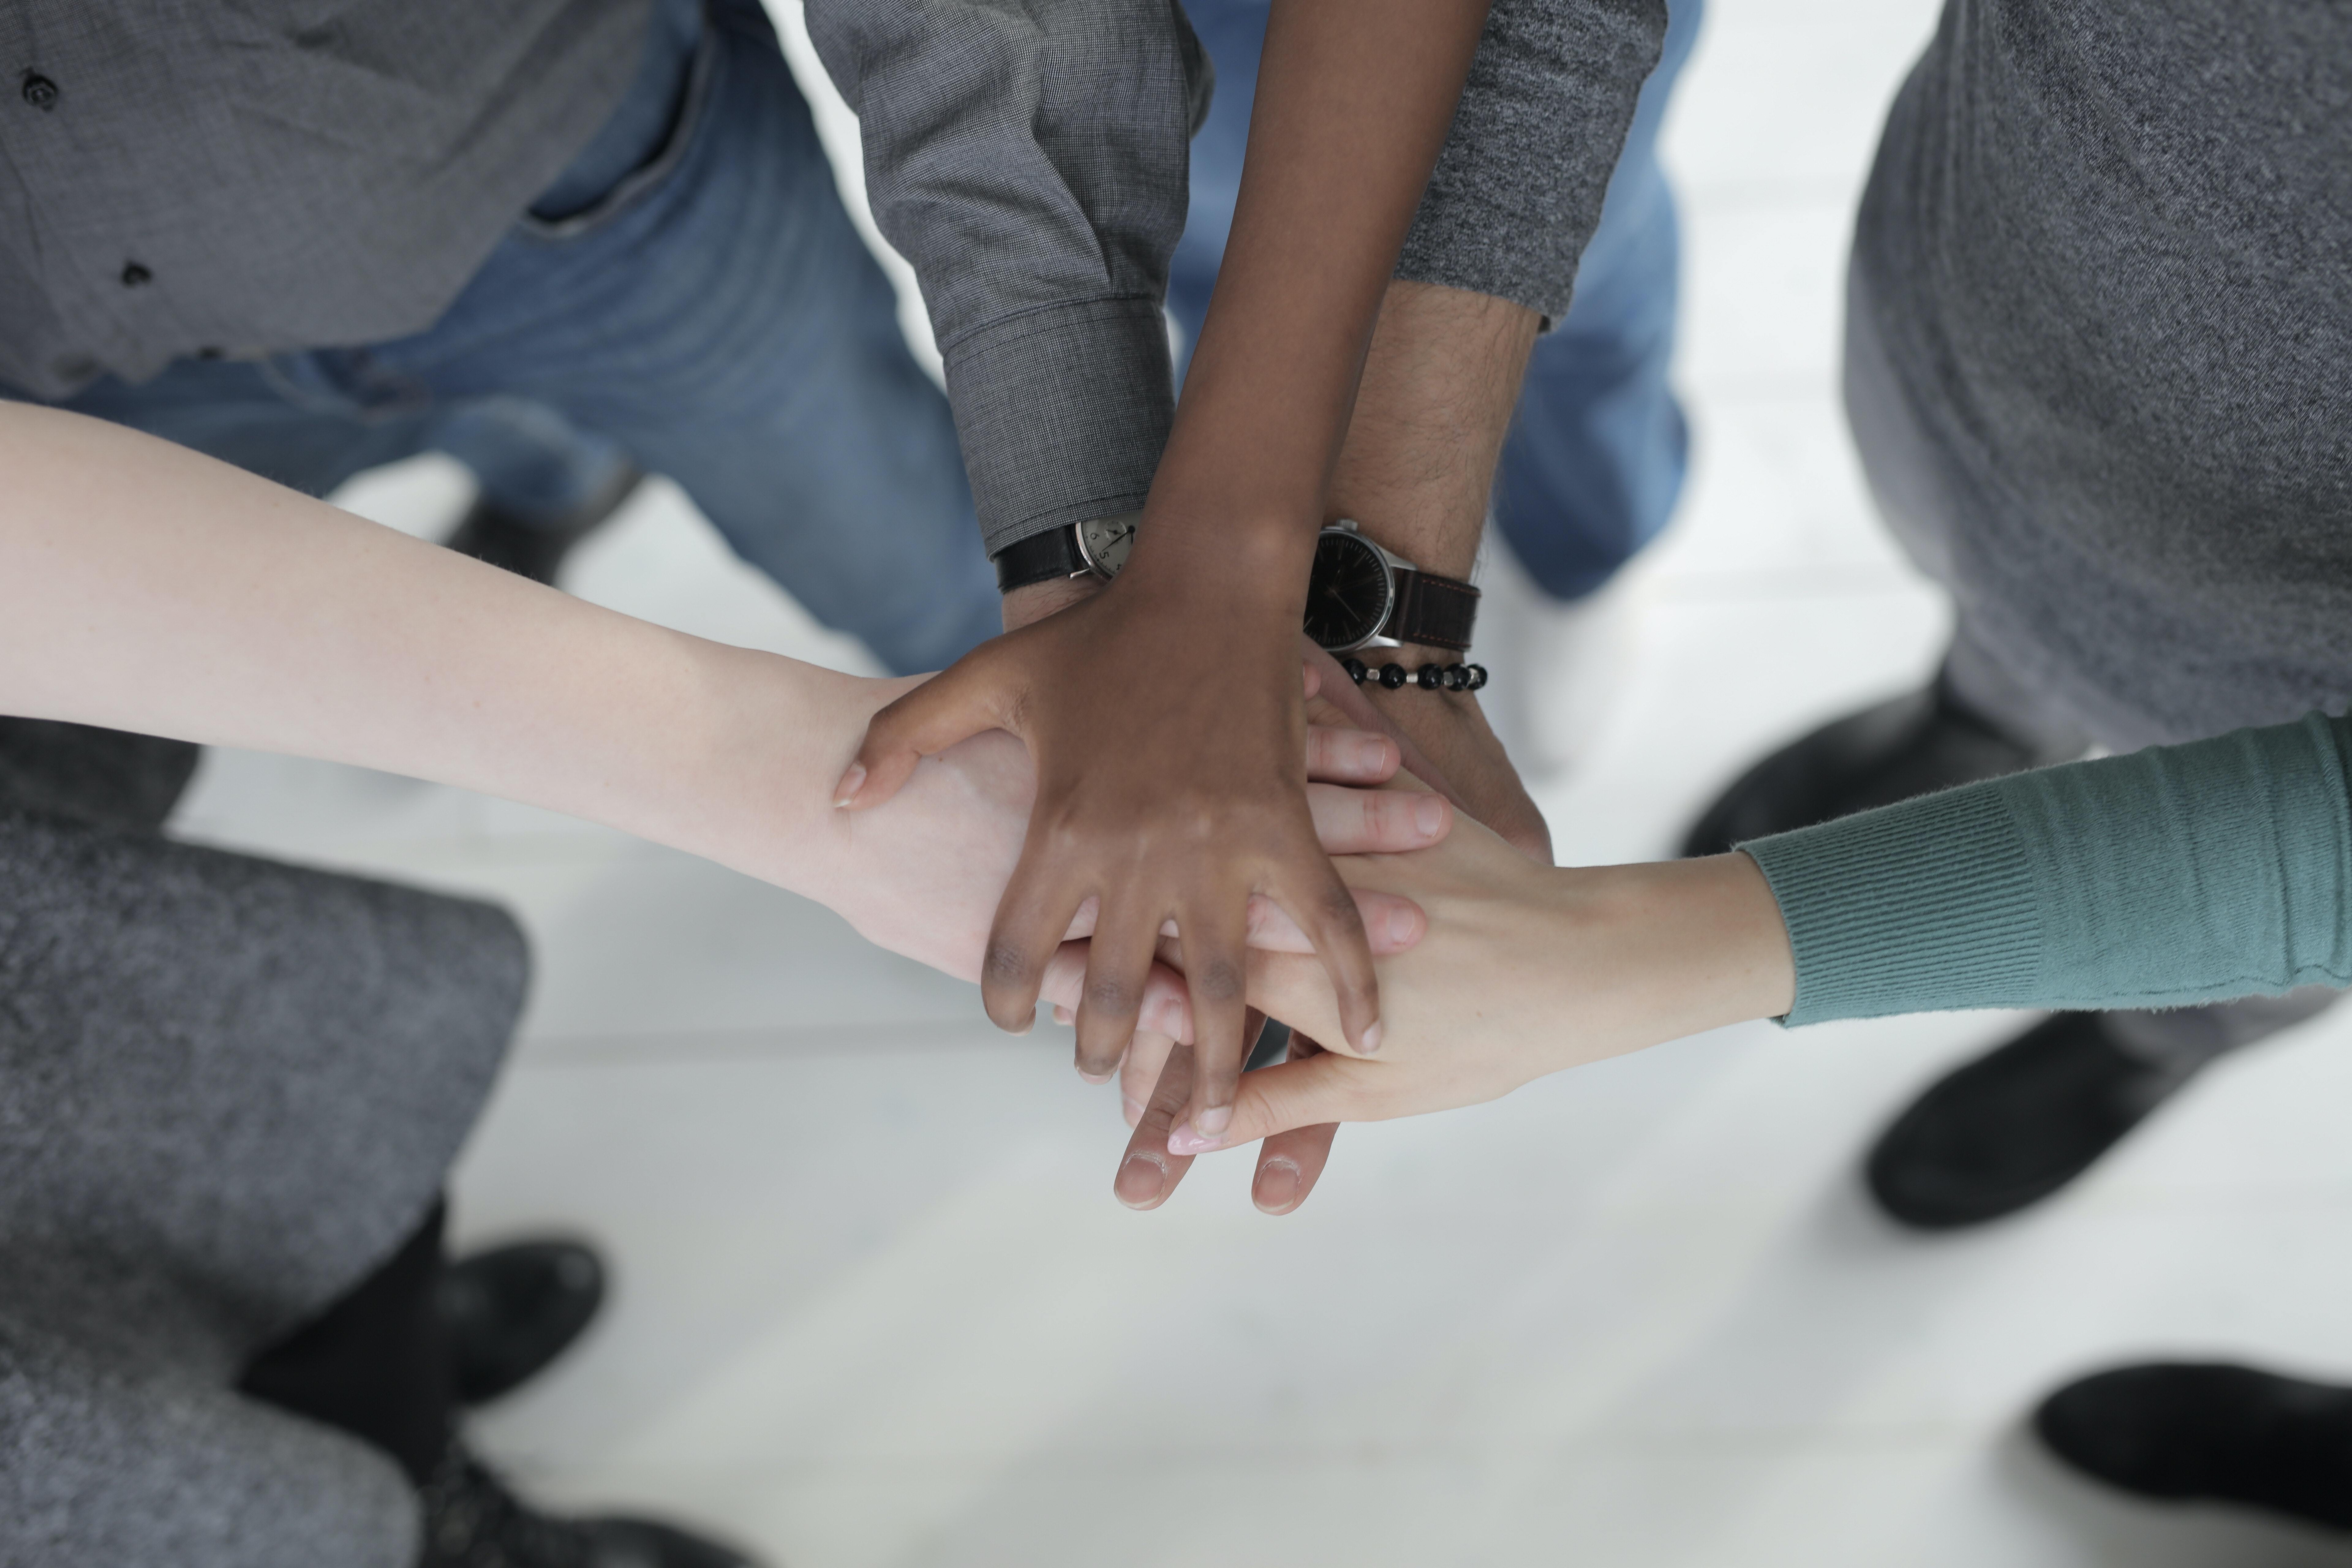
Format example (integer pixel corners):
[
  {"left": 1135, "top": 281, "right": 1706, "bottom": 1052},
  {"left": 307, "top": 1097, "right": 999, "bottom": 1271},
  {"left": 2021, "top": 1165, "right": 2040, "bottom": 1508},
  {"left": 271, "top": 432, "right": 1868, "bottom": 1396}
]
[
  {"left": 0, "top": 405, "right": 866, "bottom": 888},
  {"left": 1328, "top": 279, "right": 1538, "bottom": 577},
  {"left": 1134, "top": 0, "right": 1492, "bottom": 582}
]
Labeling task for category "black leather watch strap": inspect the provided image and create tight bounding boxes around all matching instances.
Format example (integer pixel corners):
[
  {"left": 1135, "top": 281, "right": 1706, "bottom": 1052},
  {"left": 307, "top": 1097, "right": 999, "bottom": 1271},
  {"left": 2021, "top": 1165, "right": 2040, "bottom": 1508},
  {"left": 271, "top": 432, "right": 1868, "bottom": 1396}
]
[
  {"left": 1387, "top": 568, "right": 1479, "bottom": 652},
  {"left": 992, "top": 525, "right": 1087, "bottom": 594}
]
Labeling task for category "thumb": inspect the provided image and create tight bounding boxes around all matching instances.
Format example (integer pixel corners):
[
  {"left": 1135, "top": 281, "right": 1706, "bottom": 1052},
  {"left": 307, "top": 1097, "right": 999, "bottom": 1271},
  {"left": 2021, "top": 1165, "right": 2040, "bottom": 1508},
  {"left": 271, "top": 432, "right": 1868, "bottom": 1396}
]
[
  {"left": 834, "top": 652, "right": 1019, "bottom": 810},
  {"left": 1195, "top": 1049, "right": 1369, "bottom": 1148}
]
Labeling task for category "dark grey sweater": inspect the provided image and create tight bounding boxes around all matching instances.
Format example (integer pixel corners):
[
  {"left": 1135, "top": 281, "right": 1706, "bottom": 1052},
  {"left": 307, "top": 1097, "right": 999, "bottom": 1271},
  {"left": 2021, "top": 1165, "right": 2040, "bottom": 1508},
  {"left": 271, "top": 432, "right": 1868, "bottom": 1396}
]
[
  {"left": 1851, "top": 0, "right": 2352, "bottom": 748},
  {"left": 0, "top": 797, "right": 527, "bottom": 1566}
]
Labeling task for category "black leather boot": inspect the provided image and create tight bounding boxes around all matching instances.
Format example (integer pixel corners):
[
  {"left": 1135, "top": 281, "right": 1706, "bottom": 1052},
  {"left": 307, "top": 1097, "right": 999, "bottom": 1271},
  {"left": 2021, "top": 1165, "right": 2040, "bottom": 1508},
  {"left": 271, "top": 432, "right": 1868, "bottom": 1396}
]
[
  {"left": 439, "top": 1239, "right": 607, "bottom": 1406},
  {"left": 2036, "top": 1363, "right": 2352, "bottom": 1531},
  {"left": 443, "top": 465, "right": 645, "bottom": 588},
  {"left": 1863, "top": 1012, "right": 2197, "bottom": 1229},
  {"left": 1680, "top": 676, "right": 2048, "bottom": 859},
  {"left": 421, "top": 1443, "right": 764, "bottom": 1568}
]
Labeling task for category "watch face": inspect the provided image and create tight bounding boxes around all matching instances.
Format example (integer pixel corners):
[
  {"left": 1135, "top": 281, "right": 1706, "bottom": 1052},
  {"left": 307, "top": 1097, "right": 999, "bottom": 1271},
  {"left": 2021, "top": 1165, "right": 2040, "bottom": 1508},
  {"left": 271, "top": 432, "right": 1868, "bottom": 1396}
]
[
  {"left": 1076, "top": 513, "right": 1138, "bottom": 578},
  {"left": 1303, "top": 529, "right": 1395, "bottom": 652}
]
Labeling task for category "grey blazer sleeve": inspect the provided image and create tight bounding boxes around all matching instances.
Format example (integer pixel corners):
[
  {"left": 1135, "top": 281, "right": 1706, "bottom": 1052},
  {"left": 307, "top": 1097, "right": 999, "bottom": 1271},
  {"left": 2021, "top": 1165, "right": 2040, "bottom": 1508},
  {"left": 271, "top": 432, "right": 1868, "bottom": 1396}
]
[
  {"left": 805, "top": 0, "right": 1207, "bottom": 556},
  {"left": 1397, "top": 0, "right": 1667, "bottom": 323}
]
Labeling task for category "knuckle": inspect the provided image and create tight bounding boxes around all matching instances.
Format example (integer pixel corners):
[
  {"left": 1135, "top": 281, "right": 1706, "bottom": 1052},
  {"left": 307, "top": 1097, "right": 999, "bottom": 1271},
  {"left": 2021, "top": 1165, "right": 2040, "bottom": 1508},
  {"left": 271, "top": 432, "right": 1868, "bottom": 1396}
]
[
  {"left": 982, "top": 941, "right": 1030, "bottom": 988},
  {"left": 1195, "top": 957, "right": 1244, "bottom": 1005},
  {"left": 1085, "top": 972, "right": 1139, "bottom": 1016}
]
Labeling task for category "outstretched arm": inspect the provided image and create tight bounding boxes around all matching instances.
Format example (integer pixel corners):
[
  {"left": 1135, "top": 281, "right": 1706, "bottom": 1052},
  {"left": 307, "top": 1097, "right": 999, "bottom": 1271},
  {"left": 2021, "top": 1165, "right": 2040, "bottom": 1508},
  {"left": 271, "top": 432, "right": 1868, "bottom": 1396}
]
[
  {"left": 1143, "top": 712, "right": 2352, "bottom": 1169},
  {"left": 0, "top": 404, "right": 1446, "bottom": 1001}
]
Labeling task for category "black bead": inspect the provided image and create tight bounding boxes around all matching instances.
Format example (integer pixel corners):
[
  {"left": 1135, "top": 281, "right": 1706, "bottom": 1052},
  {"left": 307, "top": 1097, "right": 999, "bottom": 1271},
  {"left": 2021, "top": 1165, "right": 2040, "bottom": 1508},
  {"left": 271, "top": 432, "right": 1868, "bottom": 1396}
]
[
  {"left": 1341, "top": 657, "right": 1367, "bottom": 684},
  {"left": 21, "top": 74, "right": 57, "bottom": 111},
  {"left": 1441, "top": 664, "right": 1465, "bottom": 691},
  {"left": 120, "top": 262, "right": 152, "bottom": 288},
  {"left": 1467, "top": 664, "right": 1488, "bottom": 690},
  {"left": 1379, "top": 663, "right": 1407, "bottom": 689},
  {"left": 1415, "top": 664, "right": 1442, "bottom": 690}
]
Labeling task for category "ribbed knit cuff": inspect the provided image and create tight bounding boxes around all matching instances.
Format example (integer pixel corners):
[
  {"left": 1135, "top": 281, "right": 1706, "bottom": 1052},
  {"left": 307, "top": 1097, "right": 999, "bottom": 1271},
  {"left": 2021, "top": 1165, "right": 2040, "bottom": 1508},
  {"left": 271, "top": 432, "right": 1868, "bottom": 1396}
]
[
  {"left": 941, "top": 297, "right": 1175, "bottom": 559},
  {"left": 1740, "top": 784, "right": 2041, "bottom": 1027}
]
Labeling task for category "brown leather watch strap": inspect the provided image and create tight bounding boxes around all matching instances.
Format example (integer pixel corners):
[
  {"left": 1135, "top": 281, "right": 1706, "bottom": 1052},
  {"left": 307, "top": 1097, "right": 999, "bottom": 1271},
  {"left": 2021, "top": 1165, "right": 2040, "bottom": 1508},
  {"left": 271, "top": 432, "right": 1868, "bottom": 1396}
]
[{"left": 1387, "top": 568, "right": 1480, "bottom": 652}]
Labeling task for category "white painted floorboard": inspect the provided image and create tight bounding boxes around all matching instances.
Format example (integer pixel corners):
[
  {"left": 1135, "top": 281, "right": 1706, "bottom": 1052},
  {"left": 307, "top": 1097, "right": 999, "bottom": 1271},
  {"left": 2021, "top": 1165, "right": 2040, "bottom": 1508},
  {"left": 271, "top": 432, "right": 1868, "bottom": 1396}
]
[{"left": 168, "top": 0, "right": 2352, "bottom": 1562}]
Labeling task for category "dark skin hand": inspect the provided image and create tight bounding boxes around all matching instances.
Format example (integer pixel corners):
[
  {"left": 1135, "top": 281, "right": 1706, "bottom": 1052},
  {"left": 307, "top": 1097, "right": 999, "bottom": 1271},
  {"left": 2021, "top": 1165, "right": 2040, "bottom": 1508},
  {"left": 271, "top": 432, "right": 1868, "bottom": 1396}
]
[{"left": 836, "top": 0, "right": 1494, "bottom": 1147}]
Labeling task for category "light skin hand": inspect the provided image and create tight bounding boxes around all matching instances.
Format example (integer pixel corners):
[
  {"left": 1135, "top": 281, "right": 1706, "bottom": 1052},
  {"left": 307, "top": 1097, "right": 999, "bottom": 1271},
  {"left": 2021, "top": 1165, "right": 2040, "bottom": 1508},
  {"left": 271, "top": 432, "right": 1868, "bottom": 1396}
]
[{"left": 1134, "top": 822, "right": 1796, "bottom": 1168}]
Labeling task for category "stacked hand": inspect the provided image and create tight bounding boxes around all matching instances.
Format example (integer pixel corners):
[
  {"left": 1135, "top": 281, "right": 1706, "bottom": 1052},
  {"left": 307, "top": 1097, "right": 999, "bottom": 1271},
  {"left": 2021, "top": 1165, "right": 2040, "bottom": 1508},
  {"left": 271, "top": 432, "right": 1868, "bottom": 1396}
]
[
  {"left": 1103, "top": 806, "right": 1799, "bottom": 1214},
  {"left": 818, "top": 652, "right": 1449, "bottom": 1060},
  {"left": 834, "top": 553, "right": 1386, "bottom": 1148}
]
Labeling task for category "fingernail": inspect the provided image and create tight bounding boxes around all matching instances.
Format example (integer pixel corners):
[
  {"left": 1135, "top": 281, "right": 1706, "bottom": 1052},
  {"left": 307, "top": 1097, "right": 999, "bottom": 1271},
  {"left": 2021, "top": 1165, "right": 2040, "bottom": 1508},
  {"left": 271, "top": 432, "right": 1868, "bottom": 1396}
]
[
  {"left": 1115, "top": 1151, "right": 1168, "bottom": 1208},
  {"left": 1359, "top": 1021, "right": 1383, "bottom": 1056},
  {"left": 1254, "top": 1156, "right": 1303, "bottom": 1213},
  {"left": 831, "top": 762, "right": 866, "bottom": 808},
  {"left": 1078, "top": 1066, "right": 1112, "bottom": 1086},
  {"left": 1053, "top": 1005, "right": 1074, "bottom": 1025},
  {"left": 1122, "top": 1095, "right": 1145, "bottom": 1127},
  {"left": 1414, "top": 795, "right": 1446, "bottom": 836},
  {"left": 1385, "top": 904, "right": 1418, "bottom": 946},
  {"left": 1167, "top": 1121, "right": 1221, "bottom": 1156},
  {"left": 1195, "top": 1104, "right": 1232, "bottom": 1139}
]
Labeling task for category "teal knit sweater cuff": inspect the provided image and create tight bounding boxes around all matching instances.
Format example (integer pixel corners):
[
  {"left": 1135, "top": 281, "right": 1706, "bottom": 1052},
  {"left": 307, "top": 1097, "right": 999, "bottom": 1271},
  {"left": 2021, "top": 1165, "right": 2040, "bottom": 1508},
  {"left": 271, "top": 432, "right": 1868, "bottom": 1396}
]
[
  {"left": 1741, "top": 785, "right": 2039, "bottom": 1026},
  {"left": 1739, "top": 714, "right": 2352, "bottom": 1028}
]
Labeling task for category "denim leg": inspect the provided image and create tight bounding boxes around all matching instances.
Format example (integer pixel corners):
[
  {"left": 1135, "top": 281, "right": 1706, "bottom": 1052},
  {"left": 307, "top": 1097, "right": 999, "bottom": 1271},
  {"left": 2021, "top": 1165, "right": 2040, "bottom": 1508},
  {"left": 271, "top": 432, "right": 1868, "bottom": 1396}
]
[
  {"left": 425, "top": 398, "right": 634, "bottom": 527},
  {"left": 47, "top": 357, "right": 428, "bottom": 500},
  {"left": 1491, "top": 0, "right": 1703, "bottom": 603},
  {"left": 309, "top": 3, "right": 997, "bottom": 677},
  {"left": 1172, "top": 0, "right": 1703, "bottom": 605}
]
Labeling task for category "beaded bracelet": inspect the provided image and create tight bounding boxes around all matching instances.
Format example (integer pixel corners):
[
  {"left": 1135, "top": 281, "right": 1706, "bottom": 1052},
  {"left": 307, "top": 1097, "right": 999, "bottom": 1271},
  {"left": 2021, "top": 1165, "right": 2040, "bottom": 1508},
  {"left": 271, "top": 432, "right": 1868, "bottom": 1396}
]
[{"left": 1341, "top": 657, "right": 1488, "bottom": 692}]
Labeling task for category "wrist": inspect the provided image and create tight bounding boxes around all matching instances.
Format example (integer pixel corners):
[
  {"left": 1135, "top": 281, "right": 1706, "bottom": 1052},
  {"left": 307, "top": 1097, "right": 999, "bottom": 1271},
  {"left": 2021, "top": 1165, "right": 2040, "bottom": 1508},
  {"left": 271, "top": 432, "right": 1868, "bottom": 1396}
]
[{"left": 1657, "top": 853, "right": 1798, "bottom": 1026}]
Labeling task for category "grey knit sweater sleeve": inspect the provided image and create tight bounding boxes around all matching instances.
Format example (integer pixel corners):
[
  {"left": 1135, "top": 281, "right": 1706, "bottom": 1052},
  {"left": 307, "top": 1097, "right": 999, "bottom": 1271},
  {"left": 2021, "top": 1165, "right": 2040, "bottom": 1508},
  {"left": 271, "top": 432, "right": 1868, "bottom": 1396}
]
[
  {"left": 1398, "top": 0, "right": 1667, "bottom": 321},
  {"left": 805, "top": 0, "right": 1206, "bottom": 555}
]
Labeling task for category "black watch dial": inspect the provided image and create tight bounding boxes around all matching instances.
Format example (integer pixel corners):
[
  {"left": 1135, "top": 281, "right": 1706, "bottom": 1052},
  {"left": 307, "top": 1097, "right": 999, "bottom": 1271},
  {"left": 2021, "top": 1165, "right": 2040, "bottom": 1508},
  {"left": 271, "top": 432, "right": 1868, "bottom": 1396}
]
[{"left": 1303, "top": 529, "right": 1395, "bottom": 652}]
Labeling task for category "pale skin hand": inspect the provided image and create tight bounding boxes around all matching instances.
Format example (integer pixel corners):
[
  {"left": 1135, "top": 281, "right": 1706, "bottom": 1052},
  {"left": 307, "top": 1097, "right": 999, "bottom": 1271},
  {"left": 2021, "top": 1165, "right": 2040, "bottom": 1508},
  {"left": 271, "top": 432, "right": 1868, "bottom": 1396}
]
[
  {"left": 836, "top": 0, "right": 1496, "bottom": 1151},
  {"left": 1119, "top": 819, "right": 1797, "bottom": 1179},
  {"left": 0, "top": 407, "right": 1450, "bottom": 1024}
]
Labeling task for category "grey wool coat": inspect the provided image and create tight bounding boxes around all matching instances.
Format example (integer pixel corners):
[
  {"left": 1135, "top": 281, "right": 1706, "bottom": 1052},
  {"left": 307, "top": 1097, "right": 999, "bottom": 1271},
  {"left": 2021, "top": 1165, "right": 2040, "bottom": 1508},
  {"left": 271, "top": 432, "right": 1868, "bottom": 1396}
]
[{"left": 0, "top": 722, "right": 525, "bottom": 1567}]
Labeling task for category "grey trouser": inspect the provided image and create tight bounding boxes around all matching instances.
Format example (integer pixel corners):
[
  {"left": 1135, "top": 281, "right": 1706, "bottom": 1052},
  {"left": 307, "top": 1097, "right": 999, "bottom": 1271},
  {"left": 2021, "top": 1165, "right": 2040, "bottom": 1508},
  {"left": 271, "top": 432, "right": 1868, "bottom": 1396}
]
[
  {"left": 1842, "top": 268, "right": 2339, "bottom": 1070},
  {"left": 0, "top": 724, "right": 526, "bottom": 1566}
]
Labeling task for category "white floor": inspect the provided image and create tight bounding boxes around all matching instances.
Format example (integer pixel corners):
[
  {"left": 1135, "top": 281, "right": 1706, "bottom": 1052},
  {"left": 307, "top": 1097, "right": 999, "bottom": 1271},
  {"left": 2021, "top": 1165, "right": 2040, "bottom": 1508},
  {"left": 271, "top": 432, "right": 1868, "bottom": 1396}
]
[{"left": 168, "top": 1, "right": 2352, "bottom": 1563}]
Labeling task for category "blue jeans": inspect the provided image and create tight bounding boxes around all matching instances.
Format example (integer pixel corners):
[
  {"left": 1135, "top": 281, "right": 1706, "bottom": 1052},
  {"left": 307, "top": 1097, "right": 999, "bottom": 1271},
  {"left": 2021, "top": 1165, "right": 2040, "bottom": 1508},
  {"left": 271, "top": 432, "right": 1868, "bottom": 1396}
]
[
  {"left": 1170, "top": 0, "right": 1703, "bottom": 603},
  {"left": 47, "top": 0, "right": 999, "bottom": 677}
]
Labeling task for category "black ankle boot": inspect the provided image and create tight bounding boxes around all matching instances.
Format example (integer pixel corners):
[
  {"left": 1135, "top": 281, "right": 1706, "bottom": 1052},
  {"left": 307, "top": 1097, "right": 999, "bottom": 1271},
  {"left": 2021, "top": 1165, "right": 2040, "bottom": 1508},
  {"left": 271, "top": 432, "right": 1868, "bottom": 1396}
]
[
  {"left": 1681, "top": 678, "right": 2048, "bottom": 859},
  {"left": 1864, "top": 1012, "right": 2197, "bottom": 1229},
  {"left": 2035, "top": 1363, "right": 2352, "bottom": 1531},
  {"left": 443, "top": 466, "right": 645, "bottom": 589},
  {"left": 438, "top": 1240, "right": 606, "bottom": 1406},
  {"left": 420, "top": 1443, "right": 762, "bottom": 1568}
]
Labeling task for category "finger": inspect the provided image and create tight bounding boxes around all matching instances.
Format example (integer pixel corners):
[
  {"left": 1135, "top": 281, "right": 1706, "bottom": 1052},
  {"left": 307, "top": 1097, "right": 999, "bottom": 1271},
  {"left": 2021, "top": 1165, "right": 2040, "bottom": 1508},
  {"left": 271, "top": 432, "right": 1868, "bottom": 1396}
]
[
  {"left": 1272, "top": 858, "right": 1383, "bottom": 1059},
  {"left": 981, "top": 853, "right": 1087, "bottom": 1036},
  {"left": 1244, "top": 887, "right": 1423, "bottom": 955},
  {"left": 1114, "top": 1041, "right": 1200, "bottom": 1210},
  {"left": 1306, "top": 780, "right": 1450, "bottom": 854},
  {"left": 1302, "top": 659, "right": 1322, "bottom": 701},
  {"left": 1073, "top": 899, "right": 1168, "bottom": 1080},
  {"left": 1042, "top": 942, "right": 1194, "bottom": 1047},
  {"left": 1303, "top": 725, "right": 1399, "bottom": 785},
  {"left": 836, "top": 653, "right": 1016, "bottom": 810},
  {"left": 1121, "top": 1026, "right": 1178, "bottom": 1127},
  {"left": 1172, "top": 893, "right": 1252, "bottom": 1147},
  {"left": 1253, "top": 1032, "right": 1341, "bottom": 1215},
  {"left": 1173, "top": 1048, "right": 1369, "bottom": 1152}
]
